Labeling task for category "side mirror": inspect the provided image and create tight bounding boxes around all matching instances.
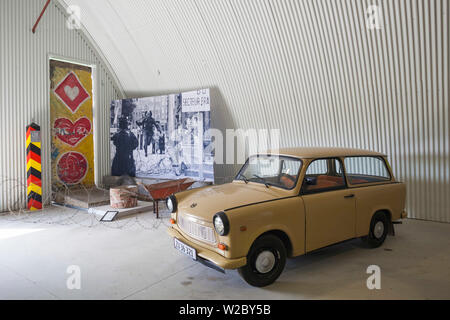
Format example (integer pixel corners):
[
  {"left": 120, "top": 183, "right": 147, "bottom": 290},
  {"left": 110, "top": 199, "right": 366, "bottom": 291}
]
[{"left": 305, "top": 177, "right": 317, "bottom": 185}]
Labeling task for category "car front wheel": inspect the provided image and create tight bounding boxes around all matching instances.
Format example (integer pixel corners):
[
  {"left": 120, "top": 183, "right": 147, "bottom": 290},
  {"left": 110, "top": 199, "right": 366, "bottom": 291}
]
[{"left": 238, "top": 234, "right": 286, "bottom": 287}]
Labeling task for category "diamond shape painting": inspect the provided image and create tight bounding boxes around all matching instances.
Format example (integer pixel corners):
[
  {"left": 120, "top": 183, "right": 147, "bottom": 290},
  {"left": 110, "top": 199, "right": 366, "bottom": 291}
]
[{"left": 54, "top": 71, "right": 90, "bottom": 113}]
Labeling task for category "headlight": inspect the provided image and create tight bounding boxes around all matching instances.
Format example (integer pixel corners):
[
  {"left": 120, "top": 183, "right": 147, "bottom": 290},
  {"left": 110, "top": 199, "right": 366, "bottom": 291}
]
[
  {"left": 166, "top": 195, "right": 177, "bottom": 213},
  {"left": 214, "top": 216, "right": 225, "bottom": 234},
  {"left": 213, "top": 211, "right": 229, "bottom": 236},
  {"left": 166, "top": 198, "right": 173, "bottom": 212}
]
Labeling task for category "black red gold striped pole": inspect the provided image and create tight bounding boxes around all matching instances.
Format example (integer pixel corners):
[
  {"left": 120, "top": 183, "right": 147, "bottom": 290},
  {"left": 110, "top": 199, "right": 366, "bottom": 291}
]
[{"left": 26, "top": 123, "right": 42, "bottom": 210}]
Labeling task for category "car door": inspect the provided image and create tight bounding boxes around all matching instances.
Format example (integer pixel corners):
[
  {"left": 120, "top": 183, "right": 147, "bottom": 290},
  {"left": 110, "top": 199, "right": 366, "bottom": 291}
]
[
  {"left": 343, "top": 156, "right": 395, "bottom": 237},
  {"left": 301, "top": 158, "right": 356, "bottom": 252}
]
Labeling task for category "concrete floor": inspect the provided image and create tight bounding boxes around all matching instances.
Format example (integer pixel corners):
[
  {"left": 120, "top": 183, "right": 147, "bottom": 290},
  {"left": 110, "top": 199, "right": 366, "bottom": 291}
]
[{"left": 0, "top": 206, "right": 449, "bottom": 300}]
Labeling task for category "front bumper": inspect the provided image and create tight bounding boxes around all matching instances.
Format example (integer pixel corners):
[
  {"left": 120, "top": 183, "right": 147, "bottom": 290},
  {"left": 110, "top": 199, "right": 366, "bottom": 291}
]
[{"left": 167, "top": 226, "right": 247, "bottom": 270}]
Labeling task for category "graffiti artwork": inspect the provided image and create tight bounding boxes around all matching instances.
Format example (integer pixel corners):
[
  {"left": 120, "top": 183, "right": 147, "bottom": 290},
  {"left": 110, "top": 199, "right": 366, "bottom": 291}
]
[
  {"left": 53, "top": 71, "right": 90, "bottom": 113},
  {"left": 56, "top": 151, "right": 88, "bottom": 185},
  {"left": 54, "top": 117, "right": 92, "bottom": 147},
  {"left": 50, "top": 59, "right": 94, "bottom": 189}
]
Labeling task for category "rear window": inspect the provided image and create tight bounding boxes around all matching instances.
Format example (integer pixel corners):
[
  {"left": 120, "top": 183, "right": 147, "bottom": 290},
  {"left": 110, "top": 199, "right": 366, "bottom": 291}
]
[{"left": 344, "top": 156, "right": 391, "bottom": 185}]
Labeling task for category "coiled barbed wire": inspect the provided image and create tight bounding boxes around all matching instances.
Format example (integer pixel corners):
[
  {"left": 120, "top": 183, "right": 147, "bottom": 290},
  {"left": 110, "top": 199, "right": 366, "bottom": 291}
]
[{"left": 0, "top": 178, "right": 171, "bottom": 231}]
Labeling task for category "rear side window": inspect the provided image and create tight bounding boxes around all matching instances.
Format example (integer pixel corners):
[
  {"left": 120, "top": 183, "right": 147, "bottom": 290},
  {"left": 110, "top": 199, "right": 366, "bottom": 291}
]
[{"left": 344, "top": 156, "right": 391, "bottom": 185}]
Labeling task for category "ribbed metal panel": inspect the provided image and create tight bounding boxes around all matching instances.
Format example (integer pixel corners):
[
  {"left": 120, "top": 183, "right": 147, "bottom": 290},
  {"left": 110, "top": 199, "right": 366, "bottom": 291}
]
[
  {"left": 0, "top": 0, "right": 123, "bottom": 211},
  {"left": 30, "top": 0, "right": 450, "bottom": 222}
]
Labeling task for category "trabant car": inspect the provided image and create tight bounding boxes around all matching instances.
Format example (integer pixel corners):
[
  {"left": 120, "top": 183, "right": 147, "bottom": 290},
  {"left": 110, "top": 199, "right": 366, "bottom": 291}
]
[{"left": 167, "top": 147, "right": 407, "bottom": 287}]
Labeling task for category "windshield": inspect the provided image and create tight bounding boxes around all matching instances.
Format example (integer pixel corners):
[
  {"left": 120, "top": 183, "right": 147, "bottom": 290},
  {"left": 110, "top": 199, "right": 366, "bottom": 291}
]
[{"left": 236, "top": 155, "right": 302, "bottom": 190}]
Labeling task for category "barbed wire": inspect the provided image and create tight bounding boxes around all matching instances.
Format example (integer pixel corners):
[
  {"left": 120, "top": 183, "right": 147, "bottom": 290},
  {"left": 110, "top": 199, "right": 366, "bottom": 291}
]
[{"left": 0, "top": 177, "right": 171, "bottom": 231}]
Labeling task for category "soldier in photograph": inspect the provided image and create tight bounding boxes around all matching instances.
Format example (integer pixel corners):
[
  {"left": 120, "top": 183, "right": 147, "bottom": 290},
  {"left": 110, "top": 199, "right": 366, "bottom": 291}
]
[
  {"left": 111, "top": 116, "right": 139, "bottom": 177},
  {"left": 136, "top": 111, "right": 159, "bottom": 157}
]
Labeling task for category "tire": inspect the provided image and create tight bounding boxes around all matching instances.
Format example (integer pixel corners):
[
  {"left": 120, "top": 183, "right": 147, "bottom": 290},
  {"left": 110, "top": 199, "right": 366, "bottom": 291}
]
[
  {"left": 238, "top": 234, "right": 286, "bottom": 287},
  {"left": 362, "top": 212, "right": 389, "bottom": 248}
]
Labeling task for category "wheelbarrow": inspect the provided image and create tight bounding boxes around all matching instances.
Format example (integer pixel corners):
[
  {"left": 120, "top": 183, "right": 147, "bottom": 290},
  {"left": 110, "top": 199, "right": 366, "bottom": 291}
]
[{"left": 142, "top": 178, "right": 195, "bottom": 218}]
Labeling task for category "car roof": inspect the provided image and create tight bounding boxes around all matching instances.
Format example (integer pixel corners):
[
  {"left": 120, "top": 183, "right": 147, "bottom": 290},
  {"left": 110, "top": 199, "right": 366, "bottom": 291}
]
[{"left": 262, "top": 147, "right": 386, "bottom": 159}]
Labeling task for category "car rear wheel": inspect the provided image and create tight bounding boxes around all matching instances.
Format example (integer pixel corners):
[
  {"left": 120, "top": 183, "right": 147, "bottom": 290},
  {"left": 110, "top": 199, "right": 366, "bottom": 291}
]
[
  {"left": 238, "top": 234, "right": 286, "bottom": 287},
  {"left": 362, "top": 211, "right": 389, "bottom": 248}
]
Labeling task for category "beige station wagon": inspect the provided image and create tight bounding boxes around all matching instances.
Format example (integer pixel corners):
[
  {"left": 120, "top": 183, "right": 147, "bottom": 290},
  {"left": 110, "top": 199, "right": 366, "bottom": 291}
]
[{"left": 167, "top": 147, "right": 407, "bottom": 287}]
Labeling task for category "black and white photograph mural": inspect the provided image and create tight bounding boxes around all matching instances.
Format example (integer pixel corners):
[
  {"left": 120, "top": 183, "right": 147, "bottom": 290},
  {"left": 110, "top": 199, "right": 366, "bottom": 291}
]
[{"left": 110, "top": 88, "right": 214, "bottom": 182}]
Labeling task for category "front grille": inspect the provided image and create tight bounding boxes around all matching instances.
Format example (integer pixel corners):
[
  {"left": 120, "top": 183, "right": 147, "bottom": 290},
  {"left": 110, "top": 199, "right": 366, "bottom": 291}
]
[{"left": 178, "top": 214, "right": 216, "bottom": 244}]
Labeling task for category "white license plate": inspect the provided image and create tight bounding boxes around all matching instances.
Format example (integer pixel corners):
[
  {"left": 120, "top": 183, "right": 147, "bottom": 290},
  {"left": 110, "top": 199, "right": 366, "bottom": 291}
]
[{"left": 174, "top": 238, "right": 197, "bottom": 260}]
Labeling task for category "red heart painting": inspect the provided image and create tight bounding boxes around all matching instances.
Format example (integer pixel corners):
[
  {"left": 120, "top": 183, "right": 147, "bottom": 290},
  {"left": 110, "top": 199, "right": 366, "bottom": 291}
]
[
  {"left": 57, "top": 151, "right": 88, "bottom": 185},
  {"left": 54, "top": 117, "right": 92, "bottom": 147},
  {"left": 53, "top": 72, "right": 90, "bottom": 113}
]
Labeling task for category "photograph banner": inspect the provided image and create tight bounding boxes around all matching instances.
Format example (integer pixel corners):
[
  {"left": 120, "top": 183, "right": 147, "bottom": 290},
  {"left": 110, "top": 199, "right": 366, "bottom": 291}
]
[{"left": 110, "top": 88, "right": 213, "bottom": 182}]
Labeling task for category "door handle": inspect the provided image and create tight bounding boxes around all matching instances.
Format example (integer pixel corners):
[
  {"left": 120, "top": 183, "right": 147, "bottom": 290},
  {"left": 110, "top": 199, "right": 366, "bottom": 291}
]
[{"left": 344, "top": 194, "right": 355, "bottom": 198}]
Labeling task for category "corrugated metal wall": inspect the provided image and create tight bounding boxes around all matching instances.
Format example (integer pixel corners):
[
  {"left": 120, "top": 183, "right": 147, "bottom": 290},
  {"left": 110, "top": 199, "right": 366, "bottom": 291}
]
[
  {"left": 61, "top": 0, "right": 449, "bottom": 223},
  {"left": 0, "top": 0, "right": 123, "bottom": 211},
  {"left": 7, "top": 0, "right": 450, "bottom": 223}
]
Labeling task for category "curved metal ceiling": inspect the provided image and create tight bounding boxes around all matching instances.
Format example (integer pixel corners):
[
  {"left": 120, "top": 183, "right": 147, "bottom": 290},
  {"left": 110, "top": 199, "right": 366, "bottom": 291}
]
[{"left": 60, "top": 0, "right": 449, "bottom": 222}]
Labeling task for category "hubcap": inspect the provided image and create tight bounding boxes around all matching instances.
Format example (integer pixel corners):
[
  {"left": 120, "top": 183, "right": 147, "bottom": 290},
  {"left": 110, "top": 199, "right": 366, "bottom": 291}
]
[
  {"left": 255, "top": 250, "right": 276, "bottom": 274},
  {"left": 374, "top": 221, "right": 385, "bottom": 239}
]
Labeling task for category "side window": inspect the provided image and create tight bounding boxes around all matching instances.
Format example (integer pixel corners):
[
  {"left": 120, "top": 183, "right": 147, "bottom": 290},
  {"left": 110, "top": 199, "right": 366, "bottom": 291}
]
[
  {"left": 302, "top": 158, "right": 346, "bottom": 193},
  {"left": 305, "top": 159, "right": 327, "bottom": 175},
  {"left": 344, "top": 156, "right": 391, "bottom": 184},
  {"left": 335, "top": 159, "right": 343, "bottom": 175}
]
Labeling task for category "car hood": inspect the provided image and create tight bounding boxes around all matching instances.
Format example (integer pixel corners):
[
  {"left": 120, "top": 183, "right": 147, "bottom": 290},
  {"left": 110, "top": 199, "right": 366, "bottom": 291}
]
[{"left": 176, "top": 181, "right": 291, "bottom": 221}]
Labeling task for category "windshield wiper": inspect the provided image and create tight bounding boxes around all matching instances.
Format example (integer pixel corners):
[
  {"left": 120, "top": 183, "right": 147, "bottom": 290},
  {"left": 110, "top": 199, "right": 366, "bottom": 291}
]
[
  {"left": 252, "top": 174, "right": 270, "bottom": 188},
  {"left": 239, "top": 174, "right": 249, "bottom": 184}
]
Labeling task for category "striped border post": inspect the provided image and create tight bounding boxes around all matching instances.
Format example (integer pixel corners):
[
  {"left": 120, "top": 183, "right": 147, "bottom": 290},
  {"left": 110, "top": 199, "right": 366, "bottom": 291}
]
[{"left": 26, "top": 123, "right": 42, "bottom": 210}]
